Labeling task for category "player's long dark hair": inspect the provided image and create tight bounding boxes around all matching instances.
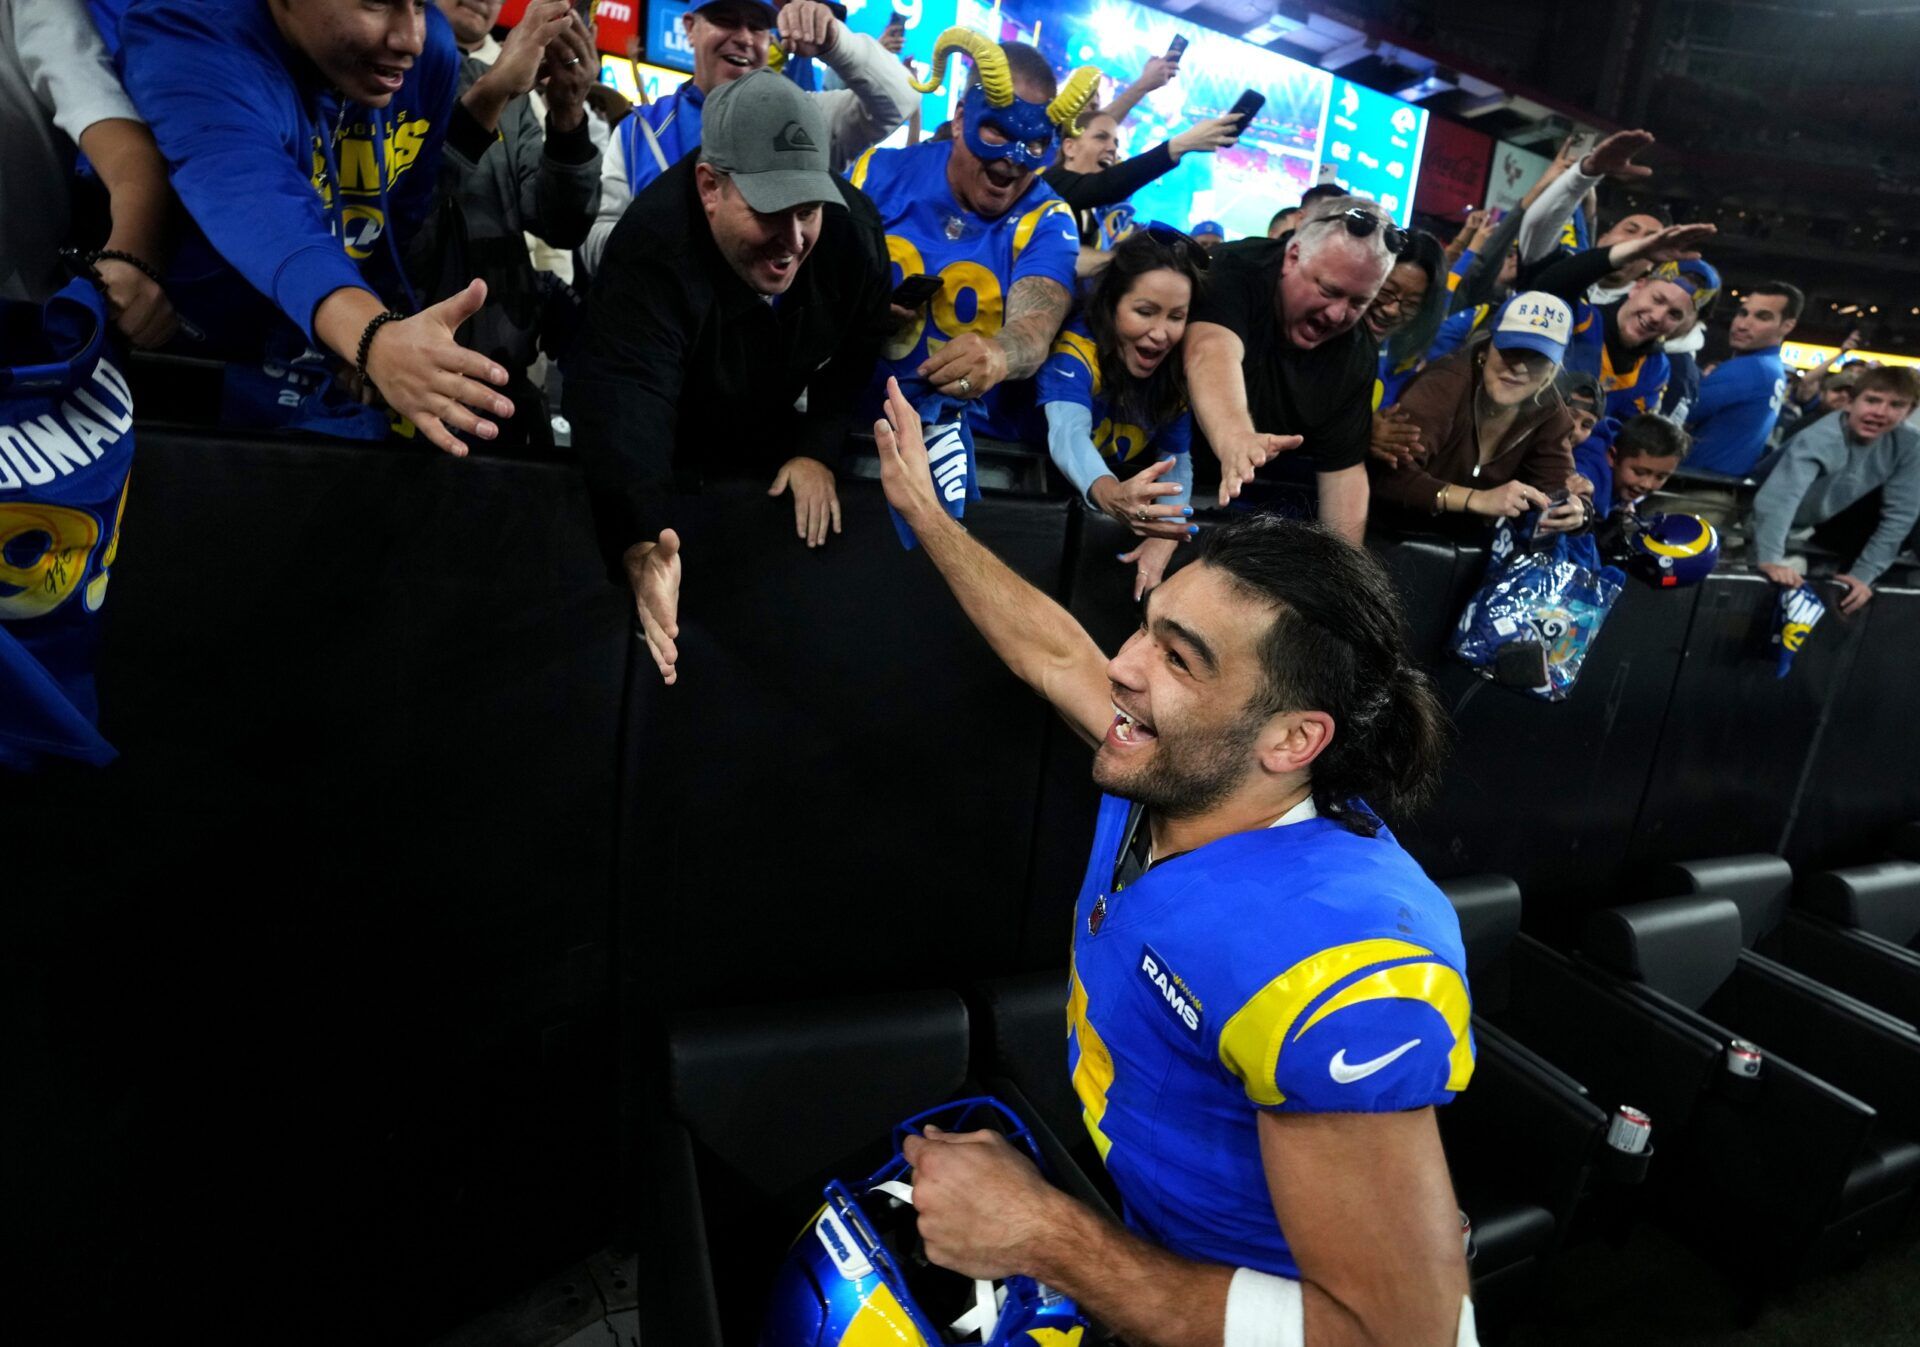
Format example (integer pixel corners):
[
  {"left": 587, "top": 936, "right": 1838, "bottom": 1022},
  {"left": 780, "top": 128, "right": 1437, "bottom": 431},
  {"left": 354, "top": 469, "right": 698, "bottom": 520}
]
[
  {"left": 1197, "top": 515, "right": 1451, "bottom": 830},
  {"left": 1084, "top": 230, "right": 1206, "bottom": 434}
]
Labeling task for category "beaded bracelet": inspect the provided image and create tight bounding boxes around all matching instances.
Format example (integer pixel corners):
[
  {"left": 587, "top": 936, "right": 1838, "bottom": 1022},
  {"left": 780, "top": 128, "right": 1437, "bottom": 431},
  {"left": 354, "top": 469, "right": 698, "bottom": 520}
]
[
  {"left": 356, "top": 309, "right": 407, "bottom": 382},
  {"left": 60, "top": 245, "right": 164, "bottom": 288}
]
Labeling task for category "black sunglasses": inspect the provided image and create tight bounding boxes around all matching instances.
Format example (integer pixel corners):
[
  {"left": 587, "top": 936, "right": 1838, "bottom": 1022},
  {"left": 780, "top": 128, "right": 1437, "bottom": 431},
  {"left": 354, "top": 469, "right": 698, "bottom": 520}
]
[
  {"left": 1141, "top": 222, "right": 1211, "bottom": 270},
  {"left": 1320, "top": 206, "right": 1409, "bottom": 257}
]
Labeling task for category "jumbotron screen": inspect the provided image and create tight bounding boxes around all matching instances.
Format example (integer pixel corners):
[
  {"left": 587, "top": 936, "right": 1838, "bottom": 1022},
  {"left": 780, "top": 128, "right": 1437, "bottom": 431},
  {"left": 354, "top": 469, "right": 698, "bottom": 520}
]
[{"left": 906, "top": 0, "right": 1426, "bottom": 235}]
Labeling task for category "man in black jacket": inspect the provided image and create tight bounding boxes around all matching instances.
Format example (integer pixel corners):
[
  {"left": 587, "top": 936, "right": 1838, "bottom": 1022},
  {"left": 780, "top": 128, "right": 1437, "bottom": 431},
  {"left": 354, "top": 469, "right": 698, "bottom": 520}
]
[{"left": 569, "top": 68, "right": 890, "bottom": 684}]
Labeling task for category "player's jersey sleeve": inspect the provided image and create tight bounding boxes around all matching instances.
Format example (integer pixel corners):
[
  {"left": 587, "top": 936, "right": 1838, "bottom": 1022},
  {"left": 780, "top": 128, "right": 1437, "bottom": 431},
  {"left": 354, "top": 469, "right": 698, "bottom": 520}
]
[
  {"left": 1037, "top": 323, "right": 1099, "bottom": 411},
  {"left": 1009, "top": 192, "right": 1079, "bottom": 293},
  {"left": 1216, "top": 938, "right": 1474, "bottom": 1114}
]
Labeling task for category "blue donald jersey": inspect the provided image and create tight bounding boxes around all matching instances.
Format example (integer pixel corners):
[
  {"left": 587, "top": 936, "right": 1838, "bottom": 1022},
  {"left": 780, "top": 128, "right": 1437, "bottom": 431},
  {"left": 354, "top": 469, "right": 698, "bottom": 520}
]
[
  {"left": 850, "top": 141, "right": 1079, "bottom": 441},
  {"left": 1066, "top": 796, "right": 1474, "bottom": 1278},
  {"left": 1684, "top": 347, "right": 1789, "bottom": 476},
  {"left": 1, "top": 280, "right": 135, "bottom": 768},
  {"left": 1564, "top": 302, "right": 1669, "bottom": 422},
  {"left": 1036, "top": 317, "right": 1192, "bottom": 469}
]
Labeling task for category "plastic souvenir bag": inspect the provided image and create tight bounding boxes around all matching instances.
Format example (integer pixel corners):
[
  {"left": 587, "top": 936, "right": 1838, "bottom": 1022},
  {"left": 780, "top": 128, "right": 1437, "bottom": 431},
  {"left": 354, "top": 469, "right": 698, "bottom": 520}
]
[{"left": 1450, "top": 514, "right": 1626, "bottom": 702}]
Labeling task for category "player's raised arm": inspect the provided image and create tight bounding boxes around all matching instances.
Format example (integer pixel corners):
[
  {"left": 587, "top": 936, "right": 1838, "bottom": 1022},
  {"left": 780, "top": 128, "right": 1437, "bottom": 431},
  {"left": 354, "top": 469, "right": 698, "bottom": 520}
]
[{"left": 874, "top": 377, "right": 1112, "bottom": 746}]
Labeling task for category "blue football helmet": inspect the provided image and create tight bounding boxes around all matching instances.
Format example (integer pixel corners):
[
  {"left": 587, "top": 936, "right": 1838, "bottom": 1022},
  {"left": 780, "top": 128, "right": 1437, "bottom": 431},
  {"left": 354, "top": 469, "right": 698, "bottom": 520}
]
[
  {"left": 759, "top": 1097, "right": 1090, "bottom": 1346},
  {"left": 1627, "top": 511, "right": 1720, "bottom": 587}
]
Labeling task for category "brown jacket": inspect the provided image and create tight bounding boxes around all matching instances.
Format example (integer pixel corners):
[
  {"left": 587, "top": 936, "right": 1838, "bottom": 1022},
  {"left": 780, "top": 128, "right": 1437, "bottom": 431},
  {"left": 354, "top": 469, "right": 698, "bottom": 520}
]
[{"left": 1371, "top": 345, "right": 1576, "bottom": 514}]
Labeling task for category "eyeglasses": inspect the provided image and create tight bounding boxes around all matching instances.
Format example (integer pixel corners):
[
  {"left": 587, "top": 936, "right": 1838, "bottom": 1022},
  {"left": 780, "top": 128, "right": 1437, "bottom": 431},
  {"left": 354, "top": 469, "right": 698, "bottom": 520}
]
[
  {"left": 1142, "top": 222, "right": 1210, "bottom": 270},
  {"left": 1318, "top": 207, "right": 1409, "bottom": 257}
]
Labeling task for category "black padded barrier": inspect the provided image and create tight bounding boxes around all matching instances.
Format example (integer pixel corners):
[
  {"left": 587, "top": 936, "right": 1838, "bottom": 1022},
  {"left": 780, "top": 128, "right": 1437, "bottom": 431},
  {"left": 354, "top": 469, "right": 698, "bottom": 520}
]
[
  {"left": 615, "top": 479, "right": 1073, "bottom": 1010},
  {"left": 1631, "top": 572, "right": 1870, "bottom": 869},
  {"left": 7, "top": 432, "right": 629, "bottom": 1345},
  {"left": 1784, "top": 582, "right": 1920, "bottom": 870},
  {"left": 1391, "top": 538, "right": 1703, "bottom": 920}
]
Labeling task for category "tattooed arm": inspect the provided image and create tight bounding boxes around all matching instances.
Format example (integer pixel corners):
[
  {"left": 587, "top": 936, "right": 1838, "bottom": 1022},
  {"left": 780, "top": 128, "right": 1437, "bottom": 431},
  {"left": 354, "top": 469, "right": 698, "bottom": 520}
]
[{"left": 918, "top": 275, "right": 1071, "bottom": 400}]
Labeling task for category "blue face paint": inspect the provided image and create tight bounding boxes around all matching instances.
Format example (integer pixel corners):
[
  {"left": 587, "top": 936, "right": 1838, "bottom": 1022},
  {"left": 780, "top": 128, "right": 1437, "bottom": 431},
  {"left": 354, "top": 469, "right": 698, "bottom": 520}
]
[{"left": 961, "top": 85, "right": 1059, "bottom": 172}]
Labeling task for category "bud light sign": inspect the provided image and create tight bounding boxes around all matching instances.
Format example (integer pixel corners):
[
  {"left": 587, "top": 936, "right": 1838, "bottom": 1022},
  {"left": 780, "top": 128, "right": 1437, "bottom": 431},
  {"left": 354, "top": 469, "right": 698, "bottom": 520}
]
[{"left": 647, "top": 0, "right": 698, "bottom": 74}]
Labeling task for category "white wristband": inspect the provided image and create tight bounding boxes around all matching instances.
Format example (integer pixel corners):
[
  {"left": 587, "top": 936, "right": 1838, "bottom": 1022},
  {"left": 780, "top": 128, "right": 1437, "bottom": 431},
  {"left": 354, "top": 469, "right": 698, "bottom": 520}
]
[
  {"left": 1222, "top": 1271, "right": 1481, "bottom": 1347},
  {"left": 1223, "top": 1267, "right": 1304, "bottom": 1347}
]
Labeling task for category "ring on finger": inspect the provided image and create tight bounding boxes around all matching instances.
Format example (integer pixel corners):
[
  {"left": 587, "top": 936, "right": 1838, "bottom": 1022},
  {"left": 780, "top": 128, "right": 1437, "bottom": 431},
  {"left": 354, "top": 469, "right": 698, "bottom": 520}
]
[{"left": 955, "top": 375, "right": 973, "bottom": 395}]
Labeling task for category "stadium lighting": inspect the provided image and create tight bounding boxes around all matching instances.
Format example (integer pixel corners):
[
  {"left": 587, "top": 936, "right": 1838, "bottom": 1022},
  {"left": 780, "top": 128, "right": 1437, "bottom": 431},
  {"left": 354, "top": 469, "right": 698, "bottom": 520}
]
[{"left": 1242, "top": 14, "right": 1301, "bottom": 44}]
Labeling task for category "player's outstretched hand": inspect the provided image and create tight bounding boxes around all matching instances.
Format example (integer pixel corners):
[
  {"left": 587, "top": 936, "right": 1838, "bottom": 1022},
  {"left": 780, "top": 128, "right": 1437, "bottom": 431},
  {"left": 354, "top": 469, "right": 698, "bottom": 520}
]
[
  {"left": 874, "top": 376, "right": 943, "bottom": 526},
  {"left": 903, "top": 1125, "right": 1060, "bottom": 1281},
  {"left": 363, "top": 278, "right": 514, "bottom": 456},
  {"left": 623, "top": 529, "right": 682, "bottom": 685},
  {"left": 1215, "top": 429, "right": 1303, "bottom": 507}
]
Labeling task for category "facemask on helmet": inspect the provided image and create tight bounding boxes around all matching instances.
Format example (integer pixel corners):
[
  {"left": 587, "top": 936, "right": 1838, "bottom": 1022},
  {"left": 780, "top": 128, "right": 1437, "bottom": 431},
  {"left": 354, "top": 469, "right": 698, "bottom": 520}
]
[
  {"left": 1623, "top": 511, "right": 1720, "bottom": 587},
  {"left": 907, "top": 28, "right": 1102, "bottom": 175},
  {"left": 758, "top": 1096, "right": 1089, "bottom": 1346}
]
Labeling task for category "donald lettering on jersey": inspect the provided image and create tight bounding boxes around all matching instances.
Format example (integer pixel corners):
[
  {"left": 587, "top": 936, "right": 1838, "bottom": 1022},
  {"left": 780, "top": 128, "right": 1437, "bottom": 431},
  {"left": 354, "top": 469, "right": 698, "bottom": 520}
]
[{"left": 0, "top": 359, "right": 134, "bottom": 494}]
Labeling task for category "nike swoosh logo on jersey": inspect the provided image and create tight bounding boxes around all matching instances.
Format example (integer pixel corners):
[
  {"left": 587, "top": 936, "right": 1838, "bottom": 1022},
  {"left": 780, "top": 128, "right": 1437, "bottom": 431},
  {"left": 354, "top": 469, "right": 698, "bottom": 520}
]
[{"left": 1329, "top": 1039, "right": 1421, "bottom": 1084}]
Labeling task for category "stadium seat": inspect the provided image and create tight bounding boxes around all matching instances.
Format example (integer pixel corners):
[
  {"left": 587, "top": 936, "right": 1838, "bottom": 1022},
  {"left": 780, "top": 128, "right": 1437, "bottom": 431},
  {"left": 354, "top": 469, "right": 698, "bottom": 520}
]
[
  {"left": 1580, "top": 897, "right": 1920, "bottom": 1288},
  {"left": 1656, "top": 855, "right": 1920, "bottom": 1025},
  {"left": 640, "top": 990, "right": 973, "bottom": 1346},
  {"left": 1433, "top": 877, "right": 1611, "bottom": 1317}
]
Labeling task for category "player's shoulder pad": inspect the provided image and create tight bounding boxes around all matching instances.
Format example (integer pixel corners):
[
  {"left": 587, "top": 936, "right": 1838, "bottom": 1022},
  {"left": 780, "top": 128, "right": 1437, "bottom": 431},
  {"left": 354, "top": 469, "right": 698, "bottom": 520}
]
[{"left": 1218, "top": 934, "right": 1474, "bottom": 1115}]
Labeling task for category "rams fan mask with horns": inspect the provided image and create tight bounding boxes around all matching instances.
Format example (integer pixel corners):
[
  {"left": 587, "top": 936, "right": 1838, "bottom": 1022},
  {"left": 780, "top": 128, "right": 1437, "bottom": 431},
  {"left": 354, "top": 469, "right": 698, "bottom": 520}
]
[{"left": 909, "top": 27, "right": 1101, "bottom": 173}]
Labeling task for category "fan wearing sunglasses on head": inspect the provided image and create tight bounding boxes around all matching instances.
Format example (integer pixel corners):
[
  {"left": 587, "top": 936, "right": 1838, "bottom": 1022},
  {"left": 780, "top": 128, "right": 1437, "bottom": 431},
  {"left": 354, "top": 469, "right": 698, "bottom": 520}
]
[
  {"left": 1183, "top": 199, "right": 1407, "bottom": 540},
  {"left": 1037, "top": 227, "right": 1209, "bottom": 599}
]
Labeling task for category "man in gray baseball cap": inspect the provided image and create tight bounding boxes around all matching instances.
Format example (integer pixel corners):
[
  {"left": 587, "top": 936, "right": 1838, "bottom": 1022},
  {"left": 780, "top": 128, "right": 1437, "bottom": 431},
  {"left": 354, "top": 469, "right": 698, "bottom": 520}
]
[
  {"left": 695, "top": 68, "right": 841, "bottom": 291},
  {"left": 570, "top": 65, "right": 892, "bottom": 683}
]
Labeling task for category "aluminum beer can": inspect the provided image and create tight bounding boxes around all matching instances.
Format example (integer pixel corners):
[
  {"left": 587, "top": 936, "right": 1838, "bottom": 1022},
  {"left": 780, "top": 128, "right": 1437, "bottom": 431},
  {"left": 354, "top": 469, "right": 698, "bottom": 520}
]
[
  {"left": 1606, "top": 1104, "right": 1652, "bottom": 1155},
  {"left": 1726, "top": 1039, "right": 1763, "bottom": 1078}
]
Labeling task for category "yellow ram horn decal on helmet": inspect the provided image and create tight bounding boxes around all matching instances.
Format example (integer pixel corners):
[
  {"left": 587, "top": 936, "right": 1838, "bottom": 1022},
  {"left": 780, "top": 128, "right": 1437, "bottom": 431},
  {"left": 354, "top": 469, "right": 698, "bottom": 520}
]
[
  {"left": 907, "top": 26, "right": 1014, "bottom": 107},
  {"left": 1046, "top": 66, "right": 1103, "bottom": 132}
]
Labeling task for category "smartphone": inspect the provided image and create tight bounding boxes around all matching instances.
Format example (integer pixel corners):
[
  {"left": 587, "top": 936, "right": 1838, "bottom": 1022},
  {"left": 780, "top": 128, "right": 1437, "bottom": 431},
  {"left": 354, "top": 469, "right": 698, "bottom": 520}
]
[
  {"left": 1166, "top": 34, "right": 1188, "bottom": 62},
  {"left": 1227, "top": 88, "right": 1266, "bottom": 130},
  {"left": 892, "top": 273, "right": 945, "bottom": 309}
]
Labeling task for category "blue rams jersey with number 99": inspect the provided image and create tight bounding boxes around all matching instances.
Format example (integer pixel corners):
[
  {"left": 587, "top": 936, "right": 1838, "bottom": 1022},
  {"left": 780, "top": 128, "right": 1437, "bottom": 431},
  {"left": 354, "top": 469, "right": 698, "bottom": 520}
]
[
  {"left": 850, "top": 141, "right": 1079, "bottom": 441},
  {"left": 1066, "top": 794, "right": 1473, "bottom": 1278}
]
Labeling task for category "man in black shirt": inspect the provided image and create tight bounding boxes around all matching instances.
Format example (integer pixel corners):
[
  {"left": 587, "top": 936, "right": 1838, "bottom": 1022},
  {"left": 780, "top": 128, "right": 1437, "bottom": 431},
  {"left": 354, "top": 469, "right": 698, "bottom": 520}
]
[
  {"left": 570, "top": 68, "right": 890, "bottom": 684},
  {"left": 1184, "top": 201, "right": 1396, "bottom": 542}
]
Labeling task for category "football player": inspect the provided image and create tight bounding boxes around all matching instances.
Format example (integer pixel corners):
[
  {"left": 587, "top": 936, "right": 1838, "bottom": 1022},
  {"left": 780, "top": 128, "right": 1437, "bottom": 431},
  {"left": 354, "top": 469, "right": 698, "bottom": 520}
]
[{"left": 872, "top": 376, "right": 1480, "bottom": 1347}]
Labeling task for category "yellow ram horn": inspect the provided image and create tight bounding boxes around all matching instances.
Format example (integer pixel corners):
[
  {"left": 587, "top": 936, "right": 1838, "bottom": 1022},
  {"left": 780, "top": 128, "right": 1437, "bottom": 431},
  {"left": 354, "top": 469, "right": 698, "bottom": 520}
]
[
  {"left": 767, "top": 37, "right": 785, "bottom": 72},
  {"left": 906, "top": 26, "right": 1014, "bottom": 107},
  {"left": 1046, "top": 65, "right": 1104, "bottom": 132}
]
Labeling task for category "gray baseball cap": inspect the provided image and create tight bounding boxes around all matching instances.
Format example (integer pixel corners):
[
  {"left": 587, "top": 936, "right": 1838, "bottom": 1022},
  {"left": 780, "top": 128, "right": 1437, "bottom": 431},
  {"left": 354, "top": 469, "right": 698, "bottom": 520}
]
[{"left": 699, "top": 69, "right": 839, "bottom": 215}]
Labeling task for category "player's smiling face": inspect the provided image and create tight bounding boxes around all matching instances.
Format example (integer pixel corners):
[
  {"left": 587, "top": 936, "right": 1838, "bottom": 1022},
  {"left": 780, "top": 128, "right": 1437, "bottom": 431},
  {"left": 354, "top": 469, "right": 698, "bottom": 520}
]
[{"left": 1095, "top": 564, "right": 1275, "bottom": 816}]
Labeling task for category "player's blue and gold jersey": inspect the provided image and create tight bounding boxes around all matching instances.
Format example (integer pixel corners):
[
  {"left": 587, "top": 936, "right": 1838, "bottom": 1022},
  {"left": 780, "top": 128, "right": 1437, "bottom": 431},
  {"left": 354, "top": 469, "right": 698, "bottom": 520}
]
[
  {"left": 1065, "top": 795, "right": 1473, "bottom": 1278},
  {"left": 1565, "top": 303, "right": 1670, "bottom": 421},
  {"left": 1036, "top": 317, "right": 1191, "bottom": 471},
  {"left": 850, "top": 141, "right": 1079, "bottom": 441}
]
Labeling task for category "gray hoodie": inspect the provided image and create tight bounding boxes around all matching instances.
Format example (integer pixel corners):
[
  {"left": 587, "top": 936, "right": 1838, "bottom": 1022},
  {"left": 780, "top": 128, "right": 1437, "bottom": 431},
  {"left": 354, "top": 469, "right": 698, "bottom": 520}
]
[{"left": 1752, "top": 410, "right": 1920, "bottom": 585}]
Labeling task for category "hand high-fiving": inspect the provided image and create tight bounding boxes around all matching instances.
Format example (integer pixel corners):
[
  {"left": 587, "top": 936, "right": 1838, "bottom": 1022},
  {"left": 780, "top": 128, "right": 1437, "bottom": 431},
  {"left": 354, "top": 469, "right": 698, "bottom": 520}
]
[
  {"left": 624, "top": 530, "right": 683, "bottom": 685},
  {"left": 1580, "top": 129, "right": 1656, "bottom": 181},
  {"left": 1628, "top": 221, "right": 1718, "bottom": 266},
  {"left": 873, "top": 376, "right": 943, "bottom": 526},
  {"left": 362, "top": 278, "right": 514, "bottom": 456},
  {"left": 1214, "top": 429, "right": 1303, "bottom": 507}
]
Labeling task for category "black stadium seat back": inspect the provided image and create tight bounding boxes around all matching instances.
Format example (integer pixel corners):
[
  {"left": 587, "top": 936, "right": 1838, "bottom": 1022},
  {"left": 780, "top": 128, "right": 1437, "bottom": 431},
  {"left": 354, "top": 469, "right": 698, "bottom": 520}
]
[
  {"left": 1581, "top": 897, "right": 1744, "bottom": 1010},
  {"left": 970, "top": 972, "right": 1080, "bottom": 1148},
  {"left": 1802, "top": 862, "right": 1920, "bottom": 948},
  {"left": 1653, "top": 854, "right": 1794, "bottom": 948},
  {"left": 668, "top": 990, "right": 971, "bottom": 1199},
  {"left": 1439, "top": 875, "right": 1522, "bottom": 1013}
]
